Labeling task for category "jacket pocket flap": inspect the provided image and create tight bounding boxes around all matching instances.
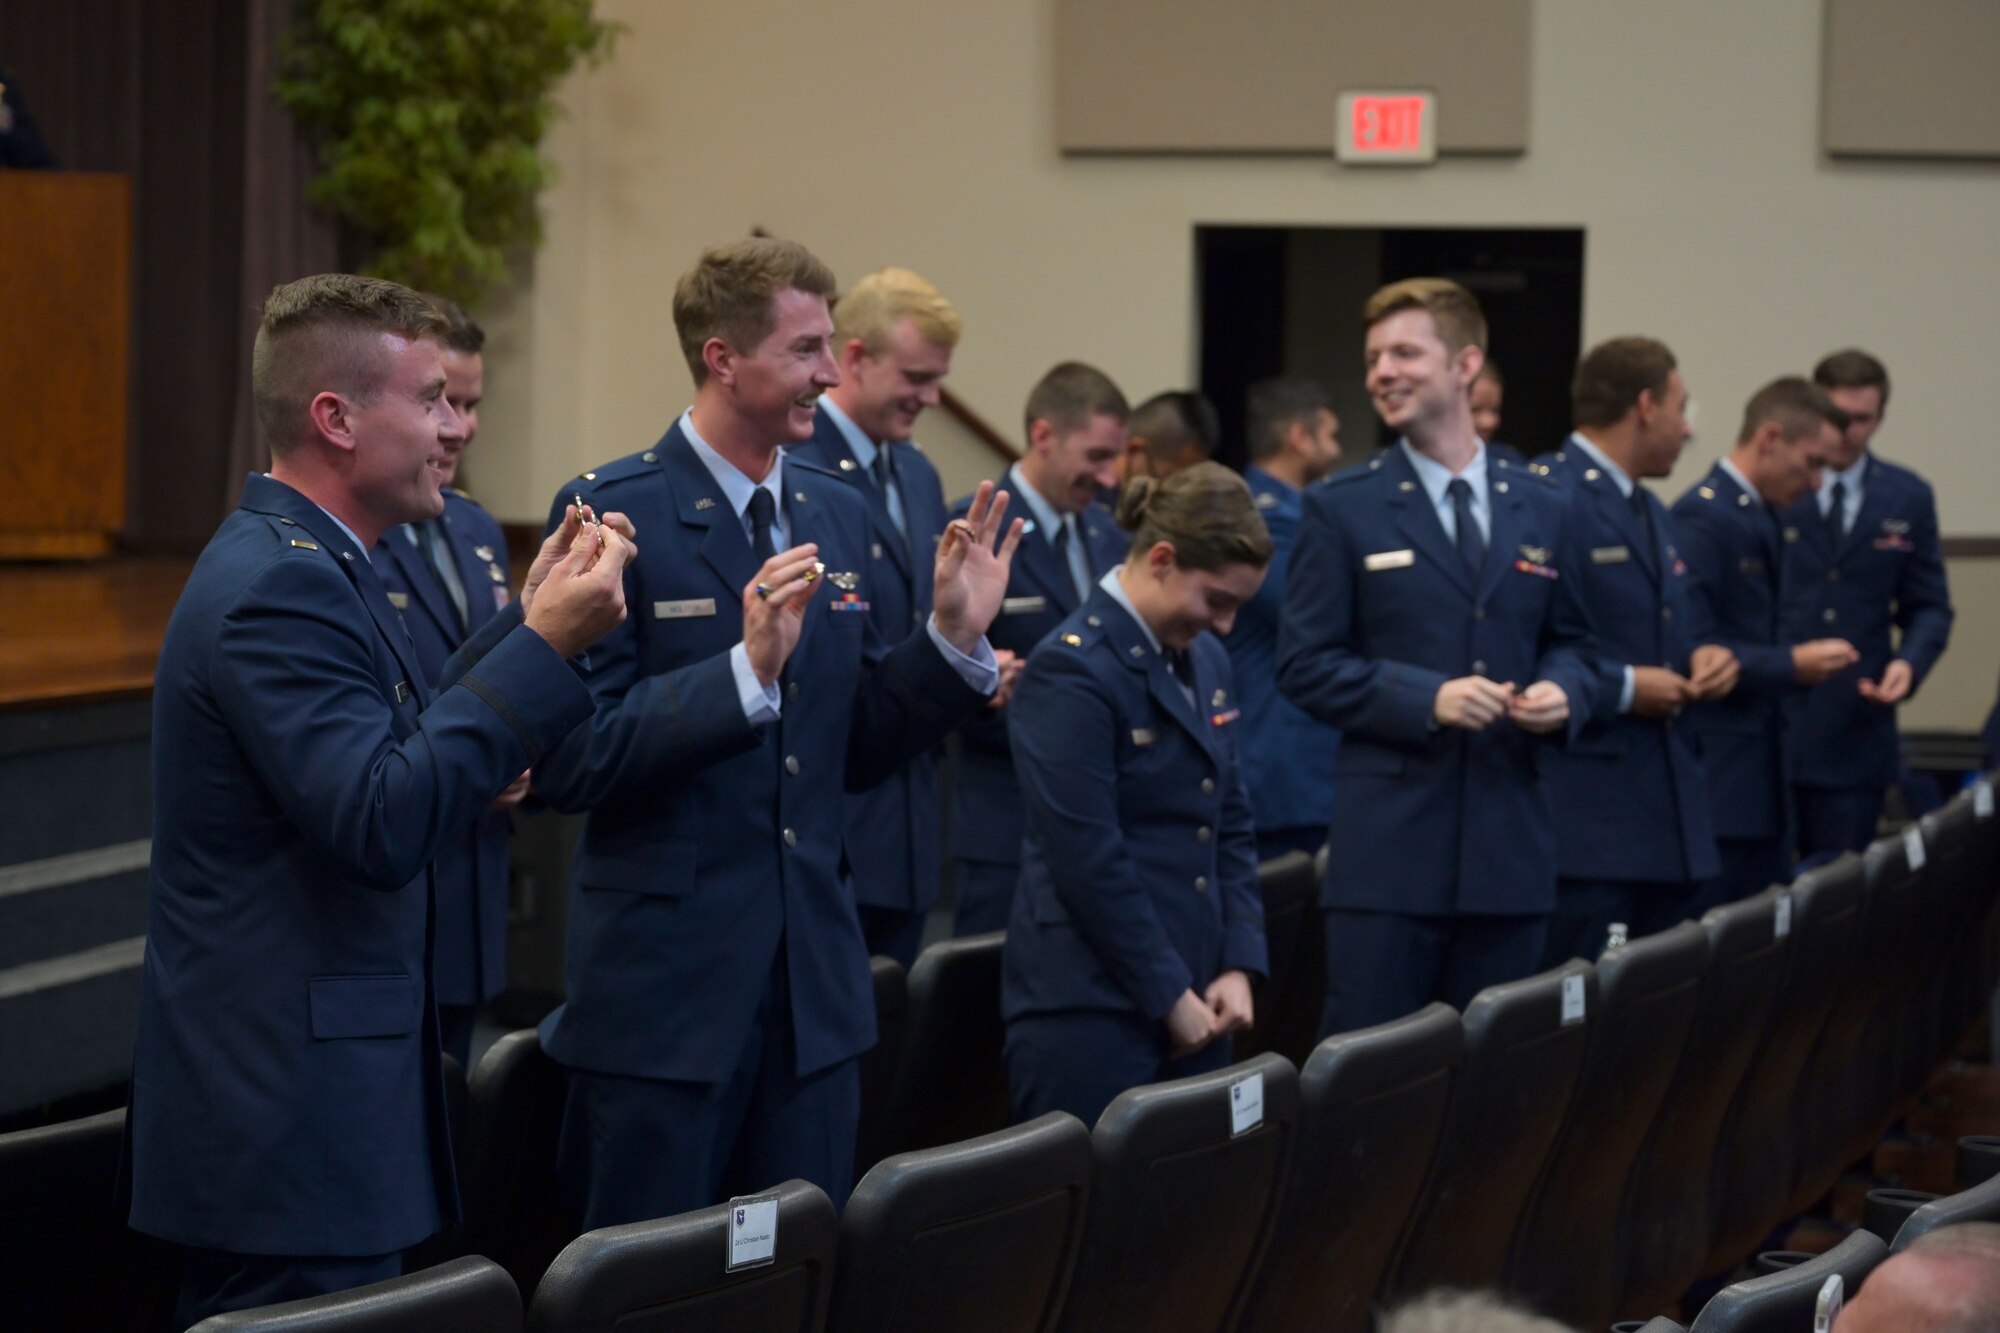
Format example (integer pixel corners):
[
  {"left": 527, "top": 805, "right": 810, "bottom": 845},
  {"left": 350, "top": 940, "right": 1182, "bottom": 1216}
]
[{"left": 308, "top": 975, "right": 420, "bottom": 1039}]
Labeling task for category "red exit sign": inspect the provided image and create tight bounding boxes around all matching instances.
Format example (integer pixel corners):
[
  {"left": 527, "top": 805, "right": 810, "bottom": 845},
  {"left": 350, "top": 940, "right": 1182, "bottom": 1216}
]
[{"left": 1336, "top": 90, "right": 1438, "bottom": 165}]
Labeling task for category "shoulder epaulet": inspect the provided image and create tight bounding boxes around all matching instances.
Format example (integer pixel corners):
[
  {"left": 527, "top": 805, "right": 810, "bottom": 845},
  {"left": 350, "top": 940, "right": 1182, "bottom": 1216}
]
[
  {"left": 787, "top": 455, "right": 843, "bottom": 482},
  {"left": 1324, "top": 460, "right": 1378, "bottom": 490},
  {"left": 254, "top": 513, "right": 323, "bottom": 554},
  {"left": 1060, "top": 608, "right": 1114, "bottom": 652},
  {"left": 443, "top": 485, "right": 488, "bottom": 511}
]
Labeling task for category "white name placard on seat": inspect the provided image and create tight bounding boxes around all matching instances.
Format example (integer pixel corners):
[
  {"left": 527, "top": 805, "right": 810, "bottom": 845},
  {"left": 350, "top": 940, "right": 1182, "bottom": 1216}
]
[
  {"left": 1905, "top": 825, "right": 1926, "bottom": 872},
  {"left": 1229, "top": 1071, "right": 1265, "bottom": 1137},
  {"left": 1560, "top": 974, "right": 1586, "bottom": 1026},
  {"left": 726, "top": 1195, "right": 779, "bottom": 1271}
]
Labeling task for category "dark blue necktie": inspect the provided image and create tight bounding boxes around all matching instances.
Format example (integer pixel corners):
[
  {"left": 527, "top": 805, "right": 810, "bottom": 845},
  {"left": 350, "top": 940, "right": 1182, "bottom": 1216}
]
[
  {"left": 1826, "top": 480, "right": 1847, "bottom": 545},
  {"left": 1448, "top": 477, "right": 1485, "bottom": 576},
  {"left": 747, "top": 488, "right": 777, "bottom": 564}
]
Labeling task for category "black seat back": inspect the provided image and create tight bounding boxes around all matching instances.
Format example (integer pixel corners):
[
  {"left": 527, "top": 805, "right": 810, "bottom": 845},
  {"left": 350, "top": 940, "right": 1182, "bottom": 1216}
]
[
  {"left": 1704, "top": 858, "right": 1864, "bottom": 1276},
  {"left": 1616, "top": 892, "right": 1786, "bottom": 1319},
  {"left": 191, "top": 1255, "right": 522, "bottom": 1332},
  {"left": 828, "top": 1112, "right": 1092, "bottom": 1333},
  {"left": 1784, "top": 839, "right": 1912, "bottom": 1218},
  {"left": 1058, "top": 1052, "right": 1299, "bottom": 1333},
  {"left": 877, "top": 932, "right": 1009, "bottom": 1158},
  {"left": 1239, "top": 1003, "right": 1461, "bottom": 1333},
  {"left": 462, "top": 1029, "right": 575, "bottom": 1296},
  {"left": 527, "top": 1178, "right": 836, "bottom": 1333},
  {"left": 1687, "top": 1229, "right": 1886, "bottom": 1332},
  {"left": 0, "top": 1105, "right": 172, "bottom": 1331},
  {"left": 1385, "top": 960, "right": 1595, "bottom": 1300},
  {"left": 854, "top": 955, "right": 908, "bottom": 1172},
  {"left": 1509, "top": 921, "right": 1709, "bottom": 1330},
  {"left": 1236, "top": 851, "right": 1323, "bottom": 1066},
  {"left": 1893, "top": 1172, "right": 2000, "bottom": 1251}
]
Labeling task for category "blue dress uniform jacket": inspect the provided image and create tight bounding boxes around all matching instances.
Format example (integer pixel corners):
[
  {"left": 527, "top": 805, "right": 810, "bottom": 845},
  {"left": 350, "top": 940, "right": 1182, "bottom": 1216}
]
[
  {"left": 1671, "top": 464, "right": 1798, "bottom": 842},
  {"left": 788, "top": 415, "right": 949, "bottom": 921},
  {"left": 1777, "top": 456, "right": 1952, "bottom": 790},
  {"left": 375, "top": 489, "right": 515, "bottom": 1007},
  {"left": 948, "top": 476, "right": 1124, "bottom": 890},
  {"left": 1227, "top": 467, "right": 1340, "bottom": 842},
  {"left": 128, "top": 474, "right": 593, "bottom": 1256},
  {"left": 1538, "top": 450, "right": 1719, "bottom": 883},
  {"left": 1002, "top": 587, "right": 1268, "bottom": 1023},
  {"left": 1276, "top": 447, "right": 1598, "bottom": 916},
  {"left": 532, "top": 424, "right": 989, "bottom": 1083}
]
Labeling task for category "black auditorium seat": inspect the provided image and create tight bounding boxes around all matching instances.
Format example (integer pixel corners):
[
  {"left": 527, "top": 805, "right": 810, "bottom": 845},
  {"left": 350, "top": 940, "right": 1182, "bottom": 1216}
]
[
  {"left": 1782, "top": 837, "right": 1915, "bottom": 1221},
  {"left": 1383, "top": 960, "right": 1595, "bottom": 1302},
  {"left": 1236, "top": 850, "right": 1323, "bottom": 1066},
  {"left": 526, "top": 1178, "right": 837, "bottom": 1333},
  {"left": 189, "top": 1255, "right": 522, "bottom": 1332},
  {"left": 826, "top": 1112, "right": 1092, "bottom": 1333},
  {"left": 1509, "top": 920, "right": 1709, "bottom": 1330},
  {"left": 1615, "top": 890, "right": 1786, "bottom": 1321},
  {"left": 1238, "top": 1003, "right": 1461, "bottom": 1333},
  {"left": 0, "top": 1105, "right": 173, "bottom": 1331},
  {"left": 461, "top": 1029, "right": 576, "bottom": 1296},
  {"left": 1614, "top": 1321, "right": 1688, "bottom": 1333},
  {"left": 874, "top": 932, "right": 1010, "bottom": 1159},
  {"left": 1685, "top": 1229, "right": 1886, "bottom": 1332},
  {"left": 1703, "top": 857, "right": 1864, "bottom": 1278},
  {"left": 854, "top": 954, "right": 908, "bottom": 1172},
  {"left": 1057, "top": 1052, "right": 1298, "bottom": 1333},
  {"left": 1957, "top": 1135, "right": 2000, "bottom": 1189},
  {"left": 1892, "top": 1171, "right": 2000, "bottom": 1251}
]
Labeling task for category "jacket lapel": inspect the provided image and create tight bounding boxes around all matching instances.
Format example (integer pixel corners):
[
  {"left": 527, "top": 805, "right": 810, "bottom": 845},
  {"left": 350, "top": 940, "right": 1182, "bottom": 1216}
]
[
  {"left": 1476, "top": 472, "right": 1530, "bottom": 603},
  {"left": 1103, "top": 592, "right": 1208, "bottom": 754},
  {"left": 1383, "top": 448, "right": 1474, "bottom": 599},
  {"left": 1002, "top": 476, "right": 1086, "bottom": 613},
  {"left": 1837, "top": 459, "right": 1886, "bottom": 561},
  {"left": 662, "top": 427, "right": 761, "bottom": 600},
  {"left": 380, "top": 528, "right": 461, "bottom": 647}
]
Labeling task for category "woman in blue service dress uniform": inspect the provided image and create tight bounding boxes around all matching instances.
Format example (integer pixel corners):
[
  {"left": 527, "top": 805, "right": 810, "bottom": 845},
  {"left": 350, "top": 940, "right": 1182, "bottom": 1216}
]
[{"left": 1001, "top": 463, "right": 1274, "bottom": 1126}]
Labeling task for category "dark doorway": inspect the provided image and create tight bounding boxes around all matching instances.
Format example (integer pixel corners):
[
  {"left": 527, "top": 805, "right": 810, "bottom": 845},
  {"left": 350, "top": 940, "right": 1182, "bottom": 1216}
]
[{"left": 1196, "top": 225, "right": 1585, "bottom": 473}]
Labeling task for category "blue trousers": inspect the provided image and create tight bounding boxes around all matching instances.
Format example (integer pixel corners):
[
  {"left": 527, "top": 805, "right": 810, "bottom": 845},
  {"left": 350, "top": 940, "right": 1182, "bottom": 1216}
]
[
  {"left": 556, "top": 949, "right": 861, "bottom": 1229},
  {"left": 857, "top": 903, "right": 928, "bottom": 970},
  {"left": 174, "top": 1248, "right": 402, "bottom": 1328},
  {"left": 1793, "top": 784, "right": 1886, "bottom": 868},
  {"left": 1006, "top": 1009, "right": 1235, "bottom": 1129},
  {"left": 1541, "top": 877, "right": 1700, "bottom": 969},
  {"left": 951, "top": 858, "right": 1019, "bottom": 937},
  {"left": 1320, "top": 909, "right": 1548, "bottom": 1038},
  {"left": 1694, "top": 836, "right": 1793, "bottom": 916}
]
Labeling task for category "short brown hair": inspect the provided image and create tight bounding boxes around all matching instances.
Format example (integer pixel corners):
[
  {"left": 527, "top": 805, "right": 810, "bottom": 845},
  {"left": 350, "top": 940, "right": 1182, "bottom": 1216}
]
[
  {"left": 1024, "top": 361, "right": 1129, "bottom": 440},
  {"left": 423, "top": 293, "right": 486, "bottom": 354},
  {"left": 252, "top": 273, "right": 447, "bottom": 457},
  {"left": 1572, "top": 337, "right": 1678, "bottom": 429},
  {"left": 832, "top": 267, "right": 962, "bottom": 355},
  {"left": 1813, "top": 347, "right": 1891, "bottom": 408},
  {"left": 672, "top": 237, "right": 838, "bottom": 385},
  {"left": 1737, "top": 375, "right": 1844, "bottom": 445},
  {"left": 1115, "top": 461, "right": 1273, "bottom": 572},
  {"left": 1363, "top": 277, "right": 1487, "bottom": 354}
]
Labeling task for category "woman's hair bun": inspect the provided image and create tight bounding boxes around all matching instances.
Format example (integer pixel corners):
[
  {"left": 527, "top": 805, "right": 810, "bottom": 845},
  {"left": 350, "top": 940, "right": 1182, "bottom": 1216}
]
[{"left": 1114, "top": 475, "right": 1156, "bottom": 531}]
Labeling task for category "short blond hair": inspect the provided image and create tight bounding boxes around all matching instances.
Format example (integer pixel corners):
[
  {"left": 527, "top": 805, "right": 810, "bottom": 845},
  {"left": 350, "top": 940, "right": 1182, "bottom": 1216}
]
[
  {"left": 832, "top": 267, "right": 962, "bottom": 356},
  {"left": 672, "top": 237, "right": 837, "bottom": 385},
  {"left": 1364, "top": 277, "right": 1488, "bottom": 355},
  {"left": 252, "top": 273, "right": 447, "bottom": 457}
]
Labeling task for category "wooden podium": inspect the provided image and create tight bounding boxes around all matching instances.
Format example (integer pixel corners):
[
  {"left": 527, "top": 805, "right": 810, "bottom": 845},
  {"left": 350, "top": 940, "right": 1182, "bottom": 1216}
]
[{"left": 0, "top": 172, "right": 131, "bottom": 559}]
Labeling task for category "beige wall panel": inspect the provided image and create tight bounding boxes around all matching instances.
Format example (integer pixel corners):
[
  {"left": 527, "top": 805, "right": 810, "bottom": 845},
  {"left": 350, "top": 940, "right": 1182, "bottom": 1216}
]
[
  {"left": 476, "top": 0, "right": 2000, "bottom": 727},
  {"left": 1824, "top": 0, "right": 2000, "bottom": 159},
  {"left": 1053, "top": 0, "right": 1529, "bottom": 154}
]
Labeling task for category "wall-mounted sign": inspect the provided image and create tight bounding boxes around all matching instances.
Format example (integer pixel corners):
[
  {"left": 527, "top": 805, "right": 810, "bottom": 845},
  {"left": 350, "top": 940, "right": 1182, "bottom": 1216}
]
[{"left": 1336, "top": 90, "right": 1438, "bottom": 164}]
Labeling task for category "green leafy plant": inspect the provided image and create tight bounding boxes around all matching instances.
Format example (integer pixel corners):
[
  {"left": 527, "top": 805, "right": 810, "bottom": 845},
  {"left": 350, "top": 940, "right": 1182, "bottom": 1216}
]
[{"left": 277, "top": 0, "right": 619, "bottom": 304}]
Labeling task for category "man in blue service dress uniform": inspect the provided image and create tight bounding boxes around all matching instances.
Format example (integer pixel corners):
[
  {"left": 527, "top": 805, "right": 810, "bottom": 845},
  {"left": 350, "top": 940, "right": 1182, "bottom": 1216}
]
[
  {"left": 373, "top": 295, "right": 521, "bottom": 1065},
  {"left": 789, "top": 268, "right": 960, "bottom": 966},
  {"left": 1279, "top": 278, "right": 1599, "bottom": 1038},
  {"left": 1779, "top": 350, "right": 1952, "bottom": 864},
  {"left": 949, "top": 361, "right": 1129, "bottom": 935},
  {"left": 127, "top": 275, "right": 631, "bottom": 1325},
  {"left": 1672, "top": 377, "right": 1857, "bottom": 908},
  {"left": 1537, "top": 338, "right": 1732, "bottom": 964},
  {"left": 1231, "top": 377, "right": 1347, "bottom": 860},
  {"left": 531, "top": 239, "right": 1022, "bottom": 1226}
]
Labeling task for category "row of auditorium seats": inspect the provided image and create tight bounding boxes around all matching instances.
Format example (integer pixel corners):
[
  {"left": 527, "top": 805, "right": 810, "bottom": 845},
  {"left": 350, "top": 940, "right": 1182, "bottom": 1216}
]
[{"left": 4, "top": 777, "right": 1997, "bottom": 1330}]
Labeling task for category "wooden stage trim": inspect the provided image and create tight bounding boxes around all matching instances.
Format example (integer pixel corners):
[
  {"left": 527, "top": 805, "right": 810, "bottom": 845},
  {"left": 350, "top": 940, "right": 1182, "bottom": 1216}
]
[{"left": 0, "top": 559, "right": 193, "bottom": 712}]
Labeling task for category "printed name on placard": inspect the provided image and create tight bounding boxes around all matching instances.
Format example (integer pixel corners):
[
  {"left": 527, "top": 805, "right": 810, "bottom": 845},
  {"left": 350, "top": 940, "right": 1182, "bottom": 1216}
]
[
  {"left": 1230, "top": 1071, "right": 1265, "bottom": 1137},
  {"left": 726, "top": 1195, "right": 779, "bottom": 1271}
]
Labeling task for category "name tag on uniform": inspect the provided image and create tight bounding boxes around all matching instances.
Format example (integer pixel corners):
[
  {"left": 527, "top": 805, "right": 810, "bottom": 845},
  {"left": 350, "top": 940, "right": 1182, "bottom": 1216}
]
[
  {"left": 1363, "top": 549, "right": 1414, "bottom": 572},
  {"left": 386, "top": 591, "right": 410, "bottom": 610},
  {"left": 1002, "top": 596, "right": 1047, "bottom": 614},
  {"left": 1590, "top": 546, "right": 1630, "bottom": 565},
  {"left": 654, "top": 599, "right": 716, "bottom": 620},
  {"left": 1130, "top": 728, "right": 1157, "bottom": 746}
]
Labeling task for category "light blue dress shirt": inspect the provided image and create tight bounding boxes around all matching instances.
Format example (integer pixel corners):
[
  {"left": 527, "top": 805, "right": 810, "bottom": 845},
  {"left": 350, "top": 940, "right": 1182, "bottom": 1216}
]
[
  {"left": 1097, "top": 565, "right": 1195, "bottom": 707},
  {"left": 818, "top": 397, "right": 909, "bottom": 538},
  {"left": 1008, "top": 463, "right": 1093, "bottom": 603},
  {"left": 1399, "top": 439, "right": 1491, "bottom": 546},
  {"left": 1818, "top": 454, "right": 1866, "bottom": 531},
  {"left": 682, "top": 410, "right": 997, "bottom": 724}
]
